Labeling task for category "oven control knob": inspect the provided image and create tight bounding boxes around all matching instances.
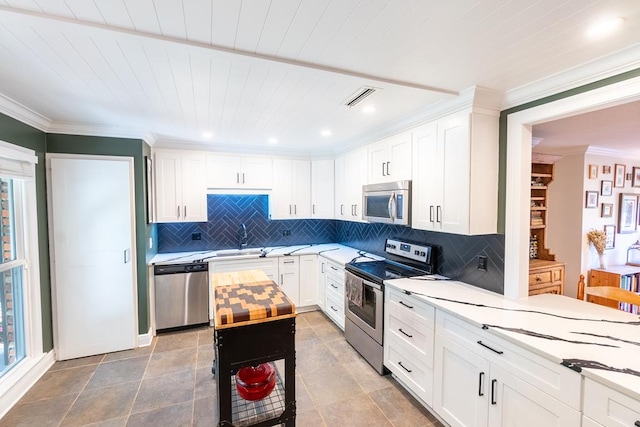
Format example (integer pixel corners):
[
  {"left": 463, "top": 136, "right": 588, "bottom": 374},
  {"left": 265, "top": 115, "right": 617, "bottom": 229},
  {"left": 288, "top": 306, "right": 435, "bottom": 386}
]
[
  {"left": 414, "top": 250, "right": 419, "bottom": 255},
  {"left": 420, "top": 251, "right": 426, "bottom": 257}
]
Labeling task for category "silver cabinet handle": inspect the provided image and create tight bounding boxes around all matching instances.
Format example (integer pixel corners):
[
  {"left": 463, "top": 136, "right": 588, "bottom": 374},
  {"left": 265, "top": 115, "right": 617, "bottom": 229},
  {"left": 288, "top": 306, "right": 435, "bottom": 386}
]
[
  {"left": 330, "top": 266, "right": 338, "bottom": 271},
  {"left": 398, "top": 361, "right": 412, "bottom": 373},
  {"left": 330, "top": 305, "right": 338, "bottom": 312},
  {"left": 313, "top": 204, "right": 316, "bottom": 214},
  {"left": 236, "top": 172, "right": 240, "bottom": 184},
  {"left": 330, "top": 283, "right": 338, "bottom": 289},
  {"left": 477, "top": 340, "right": 504, "bottom": 355},
  {"left": 294, "top": 204, "right": 297, "bottom": 214},
  {"left": 284, "top": 259, "right": 294, "bottom": 264},
  {"left": 386, "top": 161, "right": 390, "bottom": 176},
  {"left": 123, "top": 248, "right": 130, "bottom": 264},
  {"left": 491, "top": 379, "right": 497, "bottom": 405},
  {"left": 340, "top": 204, "right": 344, "bottom": 215},
  {"left": 280, "top": 274, "right": 283, "bottom": 285},
  {"left": 289, "top": 205, "right": 292, "bottom": 214},
  {"left": 430, "top": 205, "right": 434, "bottom": 223},
  {"left": 183, "top": 205, "right": 186, "bottom": 218},
  {"left": 321, "top": 264, "right": 325, "bottom": 273},
  {"left": 242, "top": 172, "right": 245, "bottom": 184},
  {"left": 437, "top": 205, "right": 442, "bottom": 223},
  {"left": 381, "top": 163, "right": 386, "bottom": 176},
  {"left": 398, "top": 328, "right": 412, "bottom": 338},
  {"left": 177, "top": 206, "right": 180, "bottom": 219},
  {"left": 478, "top": 372, "right": 485, "bottom": 396}
]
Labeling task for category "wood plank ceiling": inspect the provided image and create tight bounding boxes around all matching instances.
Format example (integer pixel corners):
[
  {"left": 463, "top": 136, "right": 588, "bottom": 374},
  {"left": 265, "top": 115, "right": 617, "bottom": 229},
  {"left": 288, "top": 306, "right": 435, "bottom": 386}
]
[{"left": 0, "top": 0, "right": 638, "bottom": 154}]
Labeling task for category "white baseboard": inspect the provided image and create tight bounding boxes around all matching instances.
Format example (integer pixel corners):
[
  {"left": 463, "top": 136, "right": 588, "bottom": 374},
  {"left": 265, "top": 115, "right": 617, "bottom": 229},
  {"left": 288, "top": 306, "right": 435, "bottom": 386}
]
[
  {"left": 0, "top": 351, "right": 55, "bottom": 418},
  {"left": 137, "top": 329, "right": 153, "bottom": 347}
]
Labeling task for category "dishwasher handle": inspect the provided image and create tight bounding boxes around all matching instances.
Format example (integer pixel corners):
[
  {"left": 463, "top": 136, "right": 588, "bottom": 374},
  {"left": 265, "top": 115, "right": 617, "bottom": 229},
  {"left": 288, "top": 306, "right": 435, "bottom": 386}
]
[{"left": 154, "top": 263, "right": 208, "bottom": 275}]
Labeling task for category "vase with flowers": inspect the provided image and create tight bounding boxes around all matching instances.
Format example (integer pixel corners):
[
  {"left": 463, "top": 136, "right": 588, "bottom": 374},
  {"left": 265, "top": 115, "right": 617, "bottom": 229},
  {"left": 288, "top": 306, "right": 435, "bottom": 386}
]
[{"left": 587, "top": 229, "right": 607, "bottom": 269}]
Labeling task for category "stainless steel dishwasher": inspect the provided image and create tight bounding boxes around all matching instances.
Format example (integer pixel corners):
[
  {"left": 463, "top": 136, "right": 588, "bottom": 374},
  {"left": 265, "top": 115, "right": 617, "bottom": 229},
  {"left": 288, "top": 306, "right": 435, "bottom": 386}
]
[{"left": 154, "top": 262, "right": 209, "bottom": 330}]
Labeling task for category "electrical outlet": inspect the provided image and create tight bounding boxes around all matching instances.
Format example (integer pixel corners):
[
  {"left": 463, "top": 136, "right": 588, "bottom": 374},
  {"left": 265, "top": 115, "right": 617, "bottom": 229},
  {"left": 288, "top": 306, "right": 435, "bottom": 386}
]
[
  {"left": 191, "top": 232, "right": 201, "bottom": 241},
  {"left": 282, "top": 230, "right": 291, "bottom": 236},
  {"left": 477, "top": 255, "right": 488, "bottom": 271}
]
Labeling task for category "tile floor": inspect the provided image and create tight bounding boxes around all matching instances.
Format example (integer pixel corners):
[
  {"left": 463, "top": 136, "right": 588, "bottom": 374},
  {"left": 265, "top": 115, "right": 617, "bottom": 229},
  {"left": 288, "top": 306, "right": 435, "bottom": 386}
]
[{"left": 1, "top": 311, "right": 444, "bottom": 426}]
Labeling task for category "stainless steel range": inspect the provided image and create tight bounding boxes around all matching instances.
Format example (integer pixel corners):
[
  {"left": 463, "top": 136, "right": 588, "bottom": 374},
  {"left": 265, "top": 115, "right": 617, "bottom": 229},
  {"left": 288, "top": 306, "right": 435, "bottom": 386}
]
[{"left": 344, "top": 238, "right": 436, "bottom": 375}]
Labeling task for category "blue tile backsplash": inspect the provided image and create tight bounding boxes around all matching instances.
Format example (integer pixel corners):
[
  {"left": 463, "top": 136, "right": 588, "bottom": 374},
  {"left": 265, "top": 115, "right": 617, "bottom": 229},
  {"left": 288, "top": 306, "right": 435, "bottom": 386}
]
[{"left": 157, "top": 195, "right": 504, "bottom": 294}]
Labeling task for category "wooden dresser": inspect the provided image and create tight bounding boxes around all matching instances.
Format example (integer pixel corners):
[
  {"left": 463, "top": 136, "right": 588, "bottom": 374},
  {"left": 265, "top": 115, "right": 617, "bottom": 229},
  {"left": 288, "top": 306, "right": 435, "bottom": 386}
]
[{"left": 529, "top": 259, "right": 565, "bottom": 296}]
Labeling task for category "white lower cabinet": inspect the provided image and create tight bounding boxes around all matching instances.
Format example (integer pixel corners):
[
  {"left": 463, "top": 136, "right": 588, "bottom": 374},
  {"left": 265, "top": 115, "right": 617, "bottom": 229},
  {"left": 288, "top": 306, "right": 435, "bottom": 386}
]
[
  {"left": 317, "top": 257, "right": 328, "bottom": 310},
  {"left": 582, "top": 416, "right": 604, "bottom": 427},
  {"left": 298, "top": 255, "right": 318, "bottom": 308},
  {"left": 583, "top": 377, "right": 640, "bottom": 426},
  {"left": 278, "top": 257, "right": 299, "bottom": 306},
  {"left": 384, "top": 287, "right": 435, "bottom": 406},
  {"left": 323, "top": 260, "right": 345, "bottom": 329},
  {"left": 432, "top": 310, "right": 580, "bottom": 427}
]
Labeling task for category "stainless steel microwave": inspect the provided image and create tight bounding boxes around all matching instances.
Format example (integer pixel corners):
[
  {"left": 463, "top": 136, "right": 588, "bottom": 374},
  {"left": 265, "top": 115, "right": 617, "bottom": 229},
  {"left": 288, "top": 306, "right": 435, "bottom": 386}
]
[{"left": 362, "top": 180, "right": 411, "bottom": 226}]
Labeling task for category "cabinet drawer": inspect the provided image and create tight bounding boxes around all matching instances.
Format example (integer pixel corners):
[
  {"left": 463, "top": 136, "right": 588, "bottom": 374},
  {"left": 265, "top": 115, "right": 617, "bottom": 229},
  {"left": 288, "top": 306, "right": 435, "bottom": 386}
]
[
  {"left": 386, "top": 300, "right": 434, "bottom": 361},
  {"left": 529, "top": 270, "right": 553, "bottom": 285},
  {"left": 386, "top": 287, "right": 434, "bottom": 327},
  {"left": 326, "top": 274, "right": 344, "bottom": 296},
  {"left": 584, "top": 378, "right": 640, "bottom": 426},
  {"left": 435, "top": 310, "right": 581, "bottom": 410},
  {"left": 384, "top": 334, "right": 432, "bottom": 405},
  {"left": 528, "top": 284, "right": 562, "bottom": 295},
  {"left": 324, "top": 291, "right": 344, "bottom": 329},
  {"left": 326, "top": 261, "right": 344, "bottom": 281}
]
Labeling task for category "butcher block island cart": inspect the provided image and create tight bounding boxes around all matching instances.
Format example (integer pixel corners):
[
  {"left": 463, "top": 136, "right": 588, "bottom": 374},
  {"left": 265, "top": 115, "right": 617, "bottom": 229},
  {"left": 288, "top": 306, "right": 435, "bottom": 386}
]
[{"left": 211, "top": 270, "right": 297, "bottom": 427}]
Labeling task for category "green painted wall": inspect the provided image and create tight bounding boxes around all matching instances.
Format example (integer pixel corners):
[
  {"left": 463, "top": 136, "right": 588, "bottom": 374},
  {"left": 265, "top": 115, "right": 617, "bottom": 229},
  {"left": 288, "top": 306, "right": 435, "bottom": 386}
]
[
  {"left": 0, "top": 114, "right": 52, "bottom": 351},
  {"left": 46, "top": 134, "right": 152, "bottom": 334},
  {"left": 497, "top": 67, "right": 640, "bottom": 234}
]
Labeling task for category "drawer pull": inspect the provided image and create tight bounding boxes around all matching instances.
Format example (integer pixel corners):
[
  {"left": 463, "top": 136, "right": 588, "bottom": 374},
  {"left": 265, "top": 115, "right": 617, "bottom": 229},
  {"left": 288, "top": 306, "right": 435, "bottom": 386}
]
[
  {"left": 330, "top": 283, "right": 338, "bottom": 289},
  {"left": 398, "top": 361, "right": 412, "bottom": 373},
  {"left": 634, "top": 422, "right": 640, "bottom": 427},
  {"left": 535, "top": 276, "right": 541, "bottom": 282},
  {"left": 398, "top": 328, "right": 413, "bottom": 338},
  {"left": 330, "top": 266, "right": 338, "bottom": 271},
  {"left": 330, "top": 305, "right": 338, "bottom": 312},
  {"left": 491, "top": 379, "right": 497, "bottom": 404},
  {"left": 399, "top": 301, "right": 414, "bottom": 309},
  {"left": 477, "top": 341, "right": 503, "bottom": 355},
  {"left": 478, "top": 372, "right": 485, "bottom": 396}
]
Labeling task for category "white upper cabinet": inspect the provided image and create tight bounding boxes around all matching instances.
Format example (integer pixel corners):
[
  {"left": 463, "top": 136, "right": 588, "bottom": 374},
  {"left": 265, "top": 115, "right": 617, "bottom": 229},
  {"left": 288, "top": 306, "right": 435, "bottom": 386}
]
[
  {"left": 344, "top": 147, "right": 368, "bottom": 222},
  {"left": 206, "top": 154, "right": 272, "bottom": 189},
  {"left": 367, "top": 131, "right": 412, "bottom": 183},
  {"left": 271, "top": 158, "right": 311, "bottom": 219},
  {"left": 311, "top": 159, "right": 334, "bottom": 219},
  {"left": 155, "top": 150, "right": 207, "bottom": 223},
  {"left": 412, "top": 110, "right": 498, "bottom": 235},
  {"left": 334, "top": 155, "right": 347, "bottom": 220}
]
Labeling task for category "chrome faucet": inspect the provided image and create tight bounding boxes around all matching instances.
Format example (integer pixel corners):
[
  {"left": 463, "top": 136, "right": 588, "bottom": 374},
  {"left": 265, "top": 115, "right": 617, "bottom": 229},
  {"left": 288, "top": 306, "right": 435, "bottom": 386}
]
[{"left": 239, "top": 223, "right": 248, "bottom": 249}]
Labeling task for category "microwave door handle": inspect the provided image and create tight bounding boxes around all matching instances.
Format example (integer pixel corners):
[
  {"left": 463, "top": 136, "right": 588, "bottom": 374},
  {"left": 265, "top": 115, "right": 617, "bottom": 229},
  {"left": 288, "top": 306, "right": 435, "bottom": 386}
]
[{"left": 388, "top": 193, "right": 396, "bottom": 222}]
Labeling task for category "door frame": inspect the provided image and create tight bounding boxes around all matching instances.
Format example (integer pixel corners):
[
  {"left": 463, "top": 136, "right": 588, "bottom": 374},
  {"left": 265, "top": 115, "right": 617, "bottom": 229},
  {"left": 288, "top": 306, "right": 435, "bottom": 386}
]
[
  {"left": 504, "top": 75, "right": 640, "bottom": 299},
  {"left": 45, "top": 153, "right": 138, "bottom": 355}
]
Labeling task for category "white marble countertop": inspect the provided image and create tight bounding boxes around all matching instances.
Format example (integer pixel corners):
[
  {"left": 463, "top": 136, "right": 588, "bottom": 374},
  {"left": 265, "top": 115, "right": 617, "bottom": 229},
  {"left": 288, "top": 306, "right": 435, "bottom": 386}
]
[
  {"left": 148, "top": 244, "right": 381, "bottom": 266},
  {"left": 385, "top": 277, "right": 640, "bottom": 401}
]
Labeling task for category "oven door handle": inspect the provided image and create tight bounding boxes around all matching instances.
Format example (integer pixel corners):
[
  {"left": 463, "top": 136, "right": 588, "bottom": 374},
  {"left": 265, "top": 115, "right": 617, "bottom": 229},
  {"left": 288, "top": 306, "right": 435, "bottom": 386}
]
[
  {"left": 362, "top": 279, "right": 382, "bottom": 291},
  {"left": 388, "top": 193, "right": 396, "bottom": 222}
]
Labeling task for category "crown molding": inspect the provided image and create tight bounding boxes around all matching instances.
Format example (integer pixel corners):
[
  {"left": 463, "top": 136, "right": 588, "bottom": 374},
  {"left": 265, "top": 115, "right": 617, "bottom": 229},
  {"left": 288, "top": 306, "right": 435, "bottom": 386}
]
[
  {"left": 503, "top": 45, "right": 640, "bottom": 109},
  {"left": 586, "top": 145, "right": 640, "bottom": 159},
  {"left": 45, "top": 122, "right": 146, "bottom": 141},
  {"left": 0, "top": 93, "right": 50, "bottom": 131}
]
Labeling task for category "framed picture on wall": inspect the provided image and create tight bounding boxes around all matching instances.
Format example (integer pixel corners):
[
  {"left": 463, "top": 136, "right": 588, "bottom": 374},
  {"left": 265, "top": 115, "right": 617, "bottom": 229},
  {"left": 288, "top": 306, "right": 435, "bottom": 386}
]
[
  {"left": 618, "top": 193, "right": 638, "bottom": 233},
  {"left": 604, "top": 225, "right": 616, "bottom": 250},
  {"left": 633, "top": 167, "right": 640, "bottom": 188},
  {"left": 588, "top": 164, "right": 598, "bottom": 179},
  {"left": 602, "top": 165, "right": 611, "bottom": 174},
  {"left": 614, "top": 164, "right": 626, "bottom": 187},
  {"left": 601, "top": 203, "right": 613, "bottom": 218},
  {"left": 585, "top": 191, "right": 599, "bottom": 208},
  {"left": 601, "top": 180, "right": 613, "bottom": 196}
]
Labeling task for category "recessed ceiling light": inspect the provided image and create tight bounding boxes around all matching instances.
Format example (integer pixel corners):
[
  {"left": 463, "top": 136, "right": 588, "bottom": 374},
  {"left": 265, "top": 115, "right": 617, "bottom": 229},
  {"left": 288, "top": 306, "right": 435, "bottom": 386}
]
[
  {"left": 268, "top": 137, "right": 278, "bottom": 144},
  {"left": 202, "top": 131, "right": 213, "bottom": 139},
  {"left": 586, "top": 17, "right": 624, "bottom": 39},
  {"left": 321, "top": 130, "right": 332, "bottom": 137},
  {"left": 362, "top": 105, "right": 377, "bottom": 114}
]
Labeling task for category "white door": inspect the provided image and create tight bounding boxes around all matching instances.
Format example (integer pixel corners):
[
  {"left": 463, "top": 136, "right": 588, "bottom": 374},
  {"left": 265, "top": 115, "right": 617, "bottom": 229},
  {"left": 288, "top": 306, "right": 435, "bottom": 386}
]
[{"left": 48, "top": 156, "right": 136, "bottom": 360}]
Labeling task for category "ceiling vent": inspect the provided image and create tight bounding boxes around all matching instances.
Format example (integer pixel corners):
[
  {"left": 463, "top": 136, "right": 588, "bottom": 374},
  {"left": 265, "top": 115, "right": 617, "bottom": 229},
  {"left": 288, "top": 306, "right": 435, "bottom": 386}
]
[{"left": 343, "top": 86, "right": 378, "bottom": 108}]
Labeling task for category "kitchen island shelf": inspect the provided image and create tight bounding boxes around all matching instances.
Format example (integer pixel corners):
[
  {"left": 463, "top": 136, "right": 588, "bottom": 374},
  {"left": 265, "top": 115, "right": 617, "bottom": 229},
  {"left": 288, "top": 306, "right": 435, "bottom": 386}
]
[{"left": 230, "top": 367, "right": 287, "bottom": 427}]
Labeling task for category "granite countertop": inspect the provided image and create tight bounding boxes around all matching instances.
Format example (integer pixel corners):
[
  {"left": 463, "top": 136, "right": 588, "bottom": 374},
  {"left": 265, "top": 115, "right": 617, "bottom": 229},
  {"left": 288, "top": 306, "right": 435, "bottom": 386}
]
[
  {"left": 148, "top": 244, "right": 382, "bottom": 266},
  {"left": 385, "top": 277, "right": 640, "bottom": 400}
]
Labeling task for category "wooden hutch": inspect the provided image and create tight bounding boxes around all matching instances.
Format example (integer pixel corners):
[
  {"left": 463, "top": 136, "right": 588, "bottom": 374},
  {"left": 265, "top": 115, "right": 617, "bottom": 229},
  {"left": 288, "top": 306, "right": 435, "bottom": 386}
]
[{"left": 528, "top": 160, "right": 565, "bottom": 295}]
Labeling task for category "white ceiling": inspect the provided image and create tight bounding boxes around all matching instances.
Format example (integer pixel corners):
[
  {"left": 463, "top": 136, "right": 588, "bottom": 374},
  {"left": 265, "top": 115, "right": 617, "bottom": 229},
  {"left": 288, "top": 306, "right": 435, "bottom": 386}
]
[
  {"left": 0, "top": 0, "right": 639, "bottom": 155},
  {"left": 533, "top": 100, "right": 640, "bottom": 156}
]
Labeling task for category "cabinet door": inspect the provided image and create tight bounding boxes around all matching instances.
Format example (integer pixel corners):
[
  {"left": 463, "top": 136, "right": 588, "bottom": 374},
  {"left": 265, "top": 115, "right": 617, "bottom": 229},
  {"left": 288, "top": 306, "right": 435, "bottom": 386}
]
[
  {"left": 270, "top": 158, "right": 293, "bottom": 219},
  {"left": 345, "top": 147, "right": 367, "bottom": 221},
  {"left": 242, "top": 157, "right": 273, "bottom": 189},
  {"left": 299, "top": 255, "right": 318, "bottom": 307},
  {"left": 278, "top": 257, "right": 299, "bottom": 305},
  {"left": 317, "top": 257, "right": 327, "bottom": 310},
  {"left": 334, "top": 155, "right": 347, "bottom": 219},
  {"left": 292, "top": 160, "right": 311, "bottom": 218},
  {"left": 210, "top": 258, "right": 279, "bottom": 281},
  {"left": 439, "top": 112, "right": 471, "bottom": 234},
  {"left": 181, "top": 154, "right": 207, "bottom": 222},
  {"left": 311, "top": 159, "right": 334, "bottom": 218},
  {"left": 411, "top": 122, "right": 440, "bottom": 230},
  {"left": 155, "top": 152, "right": 182, "bottom": 223},
  {"left": 488, "top": 364, "right": 580, "bottom": 427},
  {"left": 206, "top": 154, "right": 242, "bottom": 188},
  {"left": 387, "top": 132, "right": 412, "bottom": 181},
  {"left": 433, "top": 333, "right": 489, "bottom": 427},
  {"left": 368, "top": 140, "right": 388, "bottom": 183}
]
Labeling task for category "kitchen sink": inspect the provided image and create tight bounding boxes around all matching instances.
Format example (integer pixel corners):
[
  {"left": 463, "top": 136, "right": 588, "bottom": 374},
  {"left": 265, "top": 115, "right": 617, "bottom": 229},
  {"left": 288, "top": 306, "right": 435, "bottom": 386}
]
[{"left": 213, "top": 248, "right": 264, "bottom": 257}]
